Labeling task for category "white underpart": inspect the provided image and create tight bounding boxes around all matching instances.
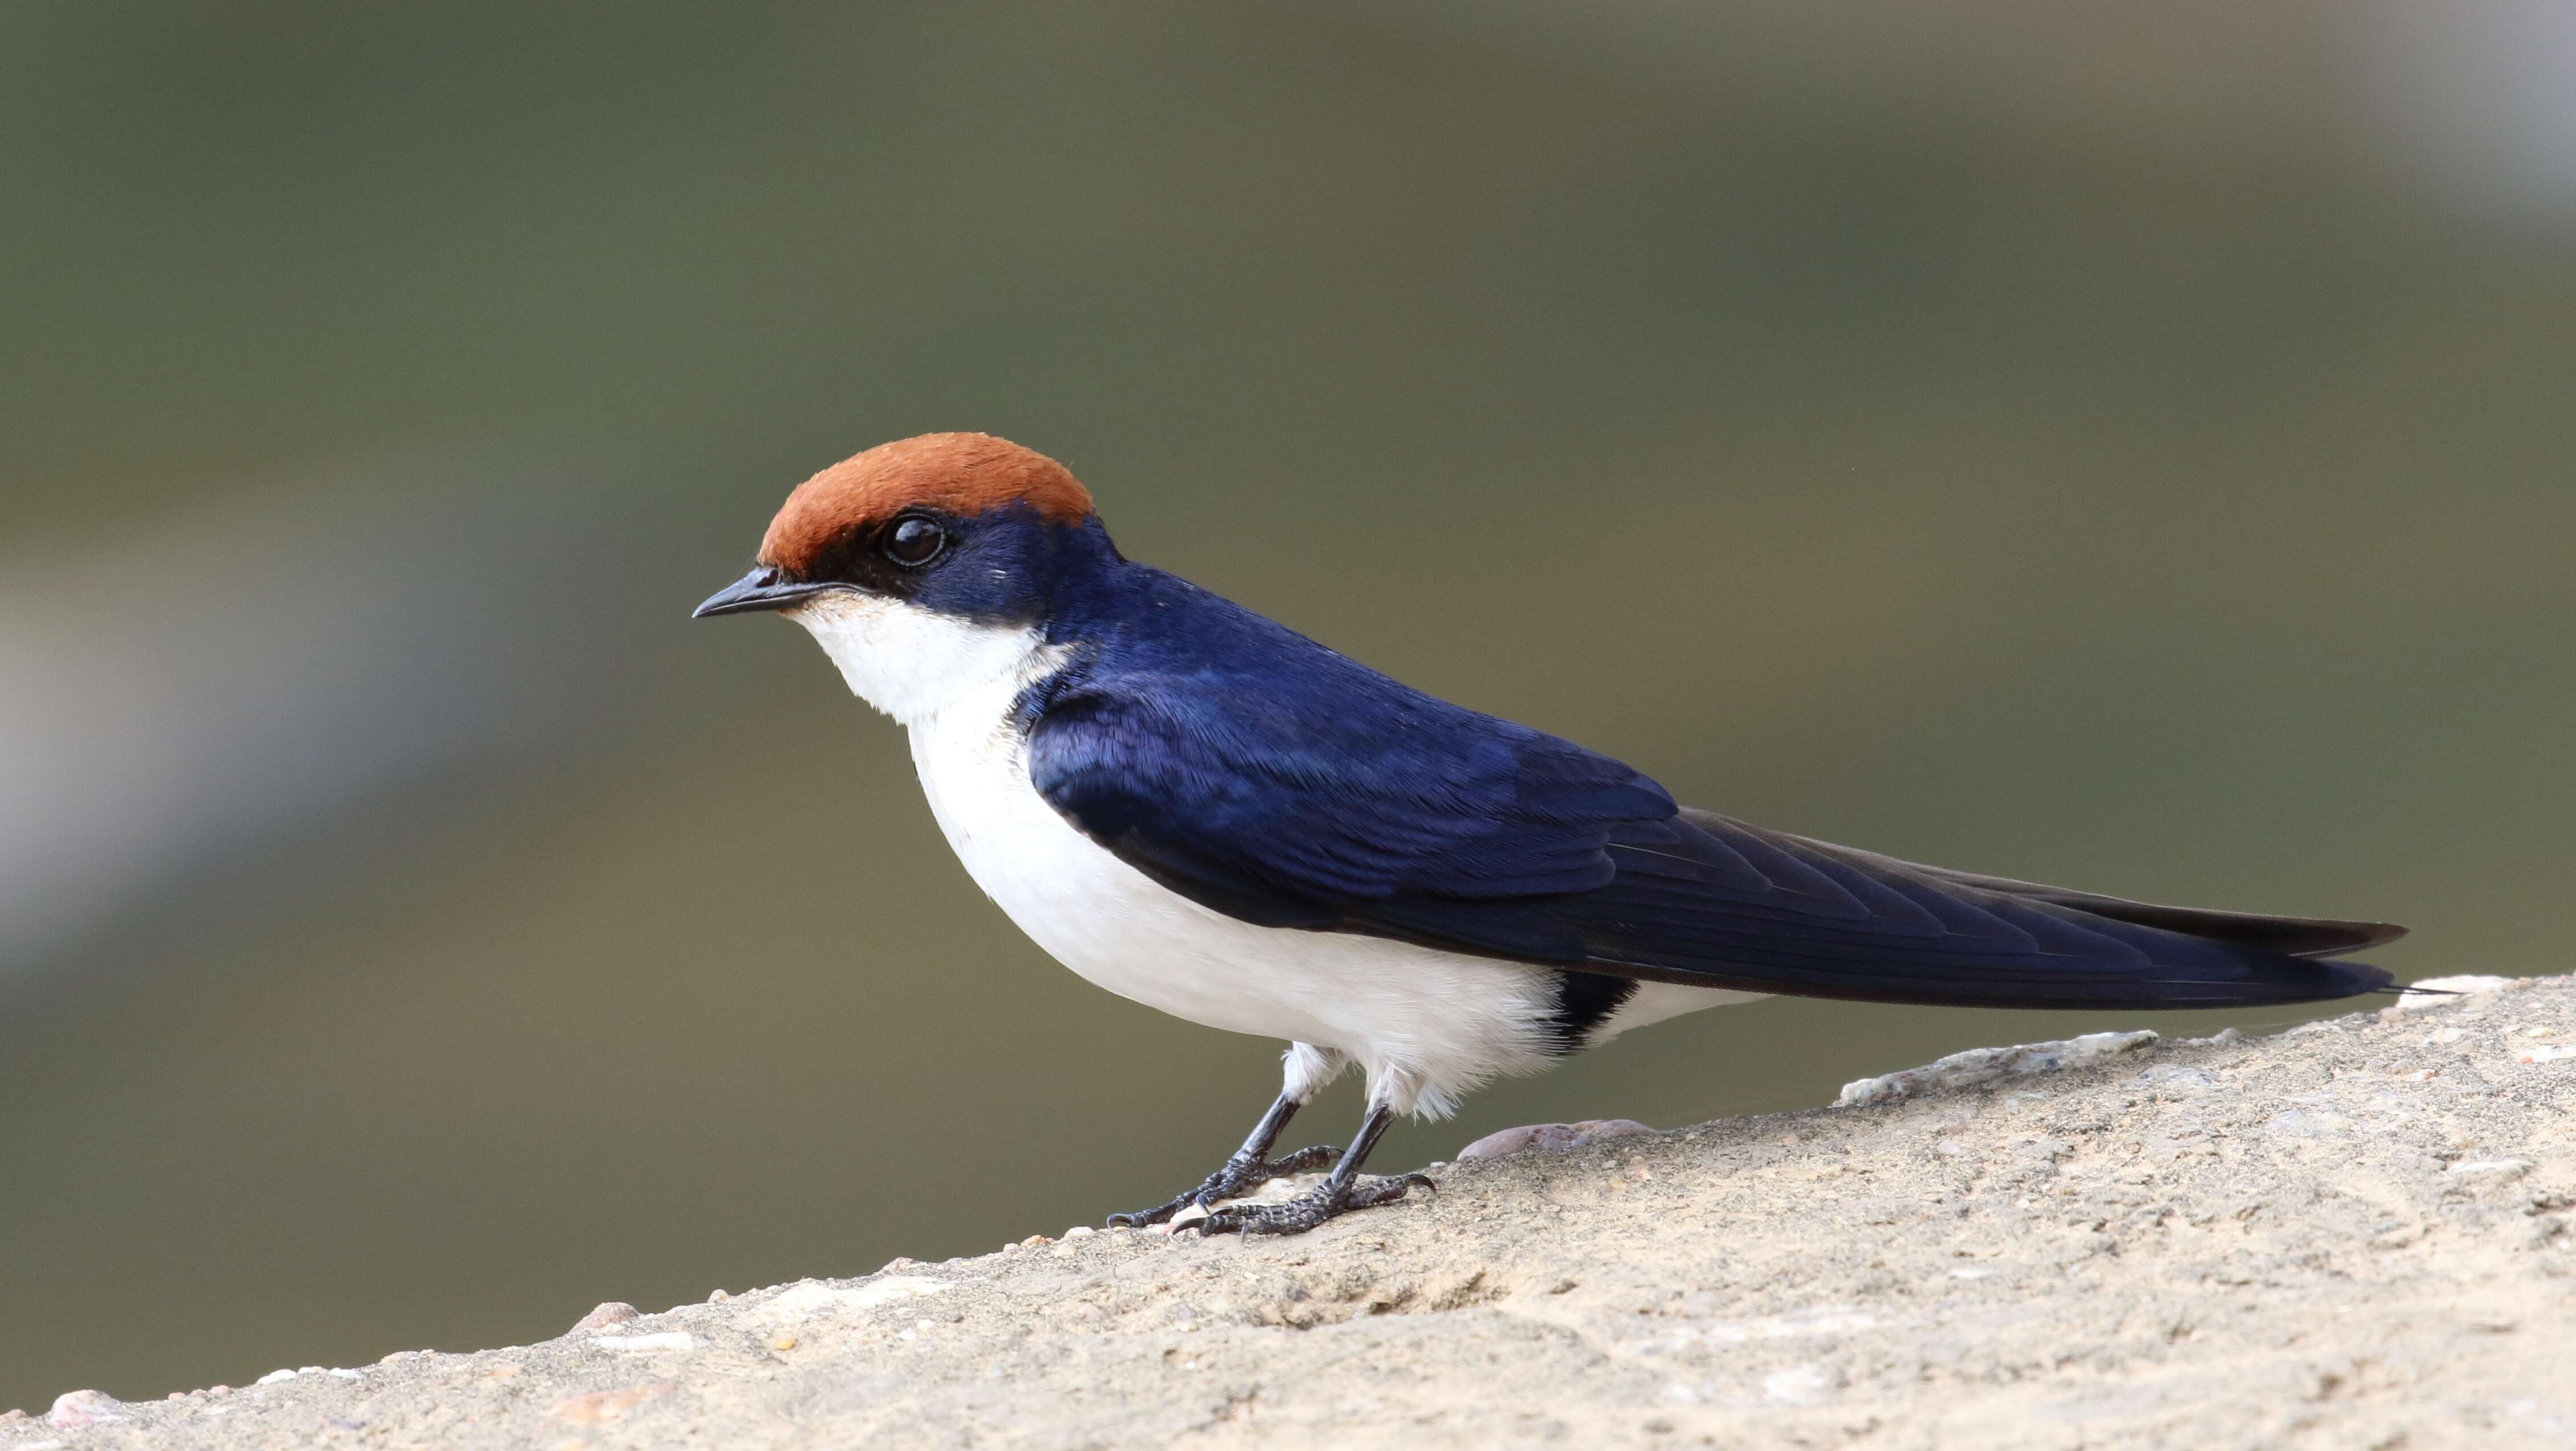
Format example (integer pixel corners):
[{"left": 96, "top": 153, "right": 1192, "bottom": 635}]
[{"left": 789, "top": 592, "right": 1760, "bottom": 1119}]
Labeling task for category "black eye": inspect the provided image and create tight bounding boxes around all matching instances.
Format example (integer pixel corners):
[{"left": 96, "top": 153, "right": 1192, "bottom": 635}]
[{"left": 883, "top": 516, "right": 948, "bottom": 567}]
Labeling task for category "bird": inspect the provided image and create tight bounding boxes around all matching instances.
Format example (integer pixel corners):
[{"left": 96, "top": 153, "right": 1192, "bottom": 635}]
[{"left": 694, "top": 432, "right": 2405, "bottom": 1235}]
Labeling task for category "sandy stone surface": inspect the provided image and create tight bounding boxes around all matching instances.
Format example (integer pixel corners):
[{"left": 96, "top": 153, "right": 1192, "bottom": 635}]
[{"left": 8, "top": 975, "right": 2571, "bottom": 1449}]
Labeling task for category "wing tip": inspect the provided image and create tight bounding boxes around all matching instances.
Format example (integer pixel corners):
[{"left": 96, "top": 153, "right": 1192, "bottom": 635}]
[{"left": 2327, "top": 921, "right": 2409, "bottom": 954}]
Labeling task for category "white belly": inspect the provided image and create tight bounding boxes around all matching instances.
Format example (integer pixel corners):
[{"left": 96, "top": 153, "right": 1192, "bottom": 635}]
[{"left": 908, "top": 681, "right": 1590, "bottom": 1116}]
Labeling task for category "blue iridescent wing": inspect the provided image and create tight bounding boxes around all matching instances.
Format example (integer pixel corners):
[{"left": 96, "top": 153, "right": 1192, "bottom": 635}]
[{"left": 1024, "top": 588, "right": 2397, "bottom": 1010}]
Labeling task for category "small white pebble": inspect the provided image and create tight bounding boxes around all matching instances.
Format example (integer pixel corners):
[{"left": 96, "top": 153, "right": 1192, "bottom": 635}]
[
  {"left": 588, "top": 1332, "right": 698, "bottom": 1352},
  {"left": 328, "top": 1368, "right": 363, "bottom": 1379},
  {"left": 708, "top": 1288, "right": 731, "bottom": 1303},
  {"left": 2397, "top": 975, "right": 2517, "bottom": 1008},
  {"left": 254, "top": 1370, "right": 299, "bottom": 1387},
  {"left": 1065, "top": 1225, "right": 1095, "bottom": 1239},
  {"left": 49, "top": 1389, "right": 125, "bottom": 1429}
]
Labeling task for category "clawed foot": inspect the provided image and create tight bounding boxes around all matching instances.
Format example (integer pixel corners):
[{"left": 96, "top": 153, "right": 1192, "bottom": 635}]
[
  {"left": 1192, "top": 1170, "right": 1436, "bottom": 1237},
  {"left": 1105, "top": 1144, "right": 1340, "bottom": 1229}
]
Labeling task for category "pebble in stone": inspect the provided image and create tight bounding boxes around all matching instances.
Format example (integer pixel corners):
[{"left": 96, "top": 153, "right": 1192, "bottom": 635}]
[
  {"left": 589, "top": 1331, "right": 698, "bottom": 1352},
  {"left": 2396, "top": 975, "right": 2517, "bottom": 1010},
  {"left": 1064, "top": 1225, "right": 1095, "bottom": 1238},
  {"left": 1458, "top": 1119, "right": 1655, "bottom": 1160},
  {"left": 1838, "top": 1031, "right": 2158, "bottom": 1107},
  {"left": 569, "top": 1302, "right": 639, "bottom": 1334},
  {"left": 49, "top": 1390, "right": 125, "bottom": 1429}
]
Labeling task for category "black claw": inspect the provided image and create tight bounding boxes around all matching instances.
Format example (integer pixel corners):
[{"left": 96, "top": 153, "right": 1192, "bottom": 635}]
[{"left": 1105, "top": 1199, "right": 1184, "bottom": 1230}]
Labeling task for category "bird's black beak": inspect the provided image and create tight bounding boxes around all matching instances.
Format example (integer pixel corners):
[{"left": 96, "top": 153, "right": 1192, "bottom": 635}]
[{"left": 693, "top": 566, "right": 832, "bottom": 619}]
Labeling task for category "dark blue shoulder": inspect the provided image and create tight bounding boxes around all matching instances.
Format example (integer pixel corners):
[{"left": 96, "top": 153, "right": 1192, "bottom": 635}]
[{"left": 1022, "top": 562, "right": 1678, "bottom": 922}]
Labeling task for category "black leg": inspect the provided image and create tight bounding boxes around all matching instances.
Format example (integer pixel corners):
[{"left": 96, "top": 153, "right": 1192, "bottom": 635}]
[
  {"left": 1191, "top": 1103, "right": 1434, "bottom": 1237},
  {"left": 1105, "top": 1092, "right": 1340, "bottom": 1229}
]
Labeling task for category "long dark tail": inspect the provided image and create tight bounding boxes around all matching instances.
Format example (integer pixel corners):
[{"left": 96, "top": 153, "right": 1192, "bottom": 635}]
[
  {"left": 1516, "top": 810, "right": 2409, "bottom": 1011},
  {"left": 1793, "top": 836, "right": 2407, "bottom": 959}
]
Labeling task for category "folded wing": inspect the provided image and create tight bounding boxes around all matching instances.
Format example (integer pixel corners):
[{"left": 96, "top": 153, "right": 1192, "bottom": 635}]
[{"left": 1025, "top": 662, "right": 2399, "bottom": 1011}]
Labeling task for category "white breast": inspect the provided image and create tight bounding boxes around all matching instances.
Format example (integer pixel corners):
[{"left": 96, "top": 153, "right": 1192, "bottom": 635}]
[{"left": 787, "top": 593, "right": 1759, "bottom": 1117}]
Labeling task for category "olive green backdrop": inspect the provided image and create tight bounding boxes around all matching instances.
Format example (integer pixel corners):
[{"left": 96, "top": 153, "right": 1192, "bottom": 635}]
[{"left": 3, "top": 1, "right": 2571, "bottom": 1409}]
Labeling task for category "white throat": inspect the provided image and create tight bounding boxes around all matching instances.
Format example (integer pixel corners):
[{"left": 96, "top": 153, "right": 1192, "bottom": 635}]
[{"left": 787, "top": 592, "right": 1047, "bottom": 727}]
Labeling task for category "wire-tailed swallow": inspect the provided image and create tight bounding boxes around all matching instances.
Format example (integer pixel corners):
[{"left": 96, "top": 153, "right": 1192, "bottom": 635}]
[{"left": 695, "top": 433, "right": 2404, "bottom": 1234}]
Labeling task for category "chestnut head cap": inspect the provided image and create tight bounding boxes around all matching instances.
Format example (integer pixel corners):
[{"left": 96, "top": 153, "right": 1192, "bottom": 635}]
[{"left": 758, "top": 432, "right": 1093, "bottom": 579}]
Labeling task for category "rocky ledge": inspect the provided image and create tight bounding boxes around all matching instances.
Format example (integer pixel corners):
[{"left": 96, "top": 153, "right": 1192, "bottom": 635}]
[{"left": 7, "top": 976, "right": 2571, "bottom": 1450}]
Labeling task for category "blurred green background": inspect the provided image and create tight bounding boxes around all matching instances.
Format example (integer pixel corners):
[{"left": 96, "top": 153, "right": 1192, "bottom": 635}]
[{"left": 3, "top": 0, "right": 2571, "bottom": 1409}]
